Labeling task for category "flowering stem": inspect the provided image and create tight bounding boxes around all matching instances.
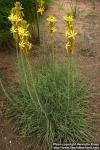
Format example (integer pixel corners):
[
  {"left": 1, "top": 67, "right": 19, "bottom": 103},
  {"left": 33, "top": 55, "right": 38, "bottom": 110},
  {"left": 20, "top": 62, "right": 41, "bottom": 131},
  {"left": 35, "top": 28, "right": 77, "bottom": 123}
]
[
  {"left": 67, "top": 56, "right": 71, "bottom": 103},
  {"left": 16, "top": 42, "right": 20, "bottom": 69},
  {"left": 16, "top": 42, "right": 19, "bottom": 60},
  {"left": 20, "top": 52, "right": 38, "bottom": 109},
  {"left": 69, "top": 0, "right": 78, "bottom": 18},
  {"left": 51, "top": 47, "right": 55, "bottom": 67}
]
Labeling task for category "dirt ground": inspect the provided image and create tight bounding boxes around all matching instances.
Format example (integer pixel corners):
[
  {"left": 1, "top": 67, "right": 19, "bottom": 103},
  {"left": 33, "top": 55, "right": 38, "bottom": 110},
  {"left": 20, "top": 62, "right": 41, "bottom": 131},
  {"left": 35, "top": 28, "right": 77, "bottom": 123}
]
[{"left": 0, "top": 0, "right": 100, "bottom": 149}]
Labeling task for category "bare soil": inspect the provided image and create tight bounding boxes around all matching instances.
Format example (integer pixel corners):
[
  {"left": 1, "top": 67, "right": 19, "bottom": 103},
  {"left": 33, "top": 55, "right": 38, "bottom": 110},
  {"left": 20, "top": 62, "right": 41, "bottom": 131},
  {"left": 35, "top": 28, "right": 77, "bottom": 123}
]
[{"left": 0, "top": 0, "right": 100, "bottom": 149}]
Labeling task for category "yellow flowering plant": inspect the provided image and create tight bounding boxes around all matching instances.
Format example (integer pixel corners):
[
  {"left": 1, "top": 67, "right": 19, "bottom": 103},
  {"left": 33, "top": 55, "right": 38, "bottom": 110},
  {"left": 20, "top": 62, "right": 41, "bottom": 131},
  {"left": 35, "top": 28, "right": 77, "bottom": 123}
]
[
  {"left": 8, "top": 2, "right": 24, "bottom": 43},
  {"left": 8, "top": 1, "right": 32, "bottom": 55},
  {"left": 63, "top": 15, "right": 73, "bottom": 23},
  {"left": 37, "top": 0, "right": 44, "bottom": 15},
  {"left": 64, "top": 13, "right": 77, "bottom": 55},
  {"left": 46, "top": 15, "right": 57, "bottom": 68},
  {"left": 47, "top": 16, "right": 57, "bottom": 34},
  {"left": 0, "top": 0, "right": 92, "bottom": 148},
  {"left": 37, "top": 7, "right": 44, "bottom": 15}
]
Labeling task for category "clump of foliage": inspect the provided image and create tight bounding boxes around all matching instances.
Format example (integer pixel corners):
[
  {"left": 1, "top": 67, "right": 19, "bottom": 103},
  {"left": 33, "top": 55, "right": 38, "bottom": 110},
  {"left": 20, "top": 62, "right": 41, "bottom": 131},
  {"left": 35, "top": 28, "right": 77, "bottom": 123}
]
[
  {"left": 2, "top": 57, "right": 91, "bottom": 149},
  {"left": 91, "top": 0, "right": 96, "bottom": 10}
]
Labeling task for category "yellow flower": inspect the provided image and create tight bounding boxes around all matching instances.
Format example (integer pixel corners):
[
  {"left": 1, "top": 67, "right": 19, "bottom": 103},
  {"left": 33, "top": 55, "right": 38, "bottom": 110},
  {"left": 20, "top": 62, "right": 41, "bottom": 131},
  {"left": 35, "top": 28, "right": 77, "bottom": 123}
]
[
  {"left": 37, "top": 0, "right": 44, "bottom": 15},
  {"left": 8, "top": 14, "right": 22, "bottom": 23},
  {"left": 47, "top": 16, "right": 57, "bottom": 23},
  {"left": 65, "top": 42, "right": 70, "bottom": 49},
  {"left": 37, "top": 7, "right": 44, "bottom": 15},
  {"left": 19, "top": 41, "right": 26, "bottom": 49},
  {"left": 51, "top": 27, "right": 57, "bottom": 33},
  {"left": 18, "top": 27, "right": 30, "bottom": 37},
  {"left": 19, "top": 41, "right": 32, "bottom": 54},
  {"left": 65, "top": 30, "right": 77, "bottom": 39},
  {"left": 20, "top": 20, "right": 29, "bottom": 29},
  {"left": 18, "top": 27, "right": 25, "bottom": 35},
  {"left": 63, "top": 15, "right": 73, "bottom": 22},
  {"left": 10, "top": 26, "right": 17, "bottom": 33},
  {"left": 27, "top": 42, "right": 32, "bottom": 50}
]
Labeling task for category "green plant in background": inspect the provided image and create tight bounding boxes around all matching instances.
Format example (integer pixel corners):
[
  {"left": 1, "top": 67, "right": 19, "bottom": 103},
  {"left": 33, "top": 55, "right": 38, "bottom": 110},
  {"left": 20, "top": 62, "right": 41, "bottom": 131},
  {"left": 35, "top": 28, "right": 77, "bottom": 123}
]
[
  {"left": 0, "top": 0, "right": 15, "bottom": 47},
  {"left": 87, "top": 12, "right": 97, "bottom": 17},
  {"left": 80, "top": 33, "right": 92, "bottom": 56},
  {"left": 21, "top": 0, "right": 40, "bottom": 43},
  {"left": 44, "top": 0, "right": 53, "bottom": 9},
  {"left": 83, "top": 33, "right": 90, "bottom": 48},
  {"left": 86, "top": 0, "right": 97, "bottom": 18}
]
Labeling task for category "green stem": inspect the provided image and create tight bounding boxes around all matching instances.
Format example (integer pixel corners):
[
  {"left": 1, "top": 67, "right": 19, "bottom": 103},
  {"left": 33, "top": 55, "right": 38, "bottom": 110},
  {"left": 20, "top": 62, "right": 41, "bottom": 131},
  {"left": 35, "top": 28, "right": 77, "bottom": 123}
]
[
  {"left": 20, "top": 52, "right": 38, "bottom": 109},
  {"left": 74, "top": 0, "right": 78, "bottom": 18},
  {"left": 34, "top": 0, "right": 40, "bottom": 43},
  {"left": 65, "top": 55, "right": 72, "bottom": 124},
  {"left": 16, "top": 42, "right": 19, "bottom": 60},
  {"left": 69, "top": 0, "right": 74, "bottom": 15},
  {"left": 68, "top": 56, "right": 71, "bottom": 105},
  {"left": 0, "top": 80, "right": 12, "bottom": 102},
  {"left": 23, "top": 54, "right": 48, "bottom": 120},
  {"left": 50, "top": 36, "right": 56, "bottom": 71}
]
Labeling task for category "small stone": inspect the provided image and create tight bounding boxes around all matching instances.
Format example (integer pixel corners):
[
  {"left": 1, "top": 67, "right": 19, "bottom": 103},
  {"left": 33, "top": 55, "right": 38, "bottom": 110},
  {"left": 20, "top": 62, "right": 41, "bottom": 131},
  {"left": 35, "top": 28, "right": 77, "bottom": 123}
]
[{"left": 4, "top": 136, "right": 7, "bottom": 140}]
